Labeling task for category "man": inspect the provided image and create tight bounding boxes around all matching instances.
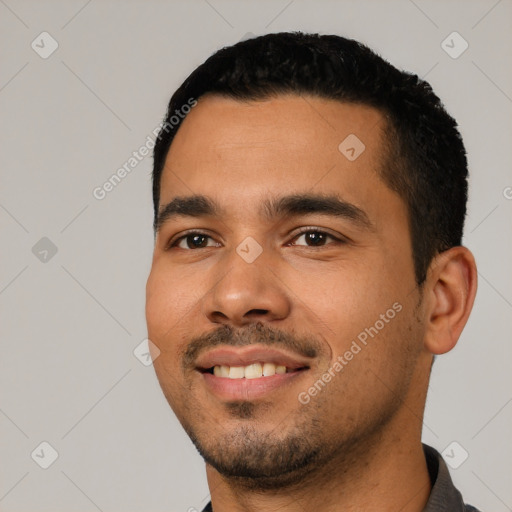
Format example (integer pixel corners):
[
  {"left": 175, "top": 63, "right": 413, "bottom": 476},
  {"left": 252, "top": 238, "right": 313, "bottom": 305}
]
[{"left": 145, "top": 32, "right": 480, "bottom": 511}]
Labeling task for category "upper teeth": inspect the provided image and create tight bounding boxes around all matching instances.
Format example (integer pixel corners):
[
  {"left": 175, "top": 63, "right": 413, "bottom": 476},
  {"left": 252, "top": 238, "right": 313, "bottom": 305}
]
[{"left": 213, "top": 363, "right": 288, "bottom": 379}]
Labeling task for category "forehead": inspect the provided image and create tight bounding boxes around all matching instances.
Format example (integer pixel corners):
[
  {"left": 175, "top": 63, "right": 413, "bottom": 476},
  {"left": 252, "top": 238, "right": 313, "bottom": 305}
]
[{"left": 159, "top": 94, "right": 398, "bottom": 226}]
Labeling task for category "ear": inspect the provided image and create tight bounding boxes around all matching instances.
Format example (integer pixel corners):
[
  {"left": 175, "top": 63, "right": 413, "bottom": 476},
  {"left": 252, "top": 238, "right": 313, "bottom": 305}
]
[{"left": 423, "top": 246, "right": 478, "bottom": 355}]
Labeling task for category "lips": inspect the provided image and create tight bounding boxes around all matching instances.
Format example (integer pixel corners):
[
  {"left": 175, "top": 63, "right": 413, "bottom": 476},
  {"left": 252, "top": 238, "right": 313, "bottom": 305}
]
[
  {"left": 195, "top": 345, "right": 311, "bottom": 373},
  {"left": 195, "top": 345, "right": 311, "bottom": 400}
]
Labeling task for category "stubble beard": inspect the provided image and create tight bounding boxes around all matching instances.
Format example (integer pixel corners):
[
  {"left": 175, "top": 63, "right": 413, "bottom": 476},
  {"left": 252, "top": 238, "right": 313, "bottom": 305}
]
[
  {"left": 176, "top": 387, "right": 403, "bottom": 492},
  {"left": 183, "top": 400, "right": 325, "bottom": 490},
  {"left": 161, "top": 305, "right": 424, "bottom": 491}
]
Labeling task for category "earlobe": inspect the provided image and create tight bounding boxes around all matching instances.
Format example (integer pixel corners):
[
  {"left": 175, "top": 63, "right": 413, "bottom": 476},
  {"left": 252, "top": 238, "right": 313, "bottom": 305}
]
[{"left": 423, "top": 246, "right": 478, "bottom": 355}]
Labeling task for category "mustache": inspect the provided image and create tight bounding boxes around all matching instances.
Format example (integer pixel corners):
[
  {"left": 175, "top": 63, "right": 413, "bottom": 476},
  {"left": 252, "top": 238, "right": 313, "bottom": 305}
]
[{"left": 182, "top": 321, "right": 322, "bottom": 370}]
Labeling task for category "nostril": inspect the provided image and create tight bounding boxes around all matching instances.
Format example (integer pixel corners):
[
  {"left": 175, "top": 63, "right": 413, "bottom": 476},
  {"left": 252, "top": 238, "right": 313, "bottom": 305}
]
[{"left": 248, "top": 309, "right": 269, "bottom": 316}]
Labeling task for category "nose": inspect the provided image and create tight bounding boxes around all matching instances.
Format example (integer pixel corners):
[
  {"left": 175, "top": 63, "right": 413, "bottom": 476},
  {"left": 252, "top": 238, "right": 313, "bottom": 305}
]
[{"left": 201, "top": 246, "right": 291, "bottom": 328}]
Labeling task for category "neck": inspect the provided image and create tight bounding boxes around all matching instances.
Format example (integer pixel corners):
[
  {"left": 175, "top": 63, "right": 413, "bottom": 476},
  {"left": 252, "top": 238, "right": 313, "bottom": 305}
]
[{"left": 205, "top": 406, "right": 431, "bottom": 512}]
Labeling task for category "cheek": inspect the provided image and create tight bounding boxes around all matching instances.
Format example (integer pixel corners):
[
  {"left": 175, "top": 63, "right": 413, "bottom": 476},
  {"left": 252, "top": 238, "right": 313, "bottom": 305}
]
[
  {"left": 146, "top": 270, "right": 191, "bottom": 407},
  {"left": 145, "top": 268, "right": 169, "bottom": 337},
  {"left": 145, "top": 264, "right": 206, "bottom": 368},
  {"left": 304, "top": 261, "right": 387, "bottom": 323},
  {"left": 324, "top": 303, "right": 421, "bottom": 418},
  {"left": 309, "top": 261, "right": 410, "bottom": 361},
  {"left": 146, "top": 274, "right": 187, "bottom": 355},
  {"left": 146, "top": 263, "right": 192, "bottom": 332}
]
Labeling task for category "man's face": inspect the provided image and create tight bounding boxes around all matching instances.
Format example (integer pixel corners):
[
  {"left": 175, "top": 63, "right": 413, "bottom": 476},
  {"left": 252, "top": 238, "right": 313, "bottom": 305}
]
[{"left": 146, "top": 94, "right": 428, "bottom": 484}]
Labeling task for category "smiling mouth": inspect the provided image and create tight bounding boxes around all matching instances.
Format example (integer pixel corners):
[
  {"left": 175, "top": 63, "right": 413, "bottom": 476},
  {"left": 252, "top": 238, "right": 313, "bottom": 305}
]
[{"left": 202, "top": 362, "right": 309, "bottom": 379}]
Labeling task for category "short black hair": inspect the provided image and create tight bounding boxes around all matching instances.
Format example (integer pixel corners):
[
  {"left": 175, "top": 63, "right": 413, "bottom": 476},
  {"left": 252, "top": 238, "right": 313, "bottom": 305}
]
[{"left": 152, "top": 31, "right": 468, "bottom": 286}]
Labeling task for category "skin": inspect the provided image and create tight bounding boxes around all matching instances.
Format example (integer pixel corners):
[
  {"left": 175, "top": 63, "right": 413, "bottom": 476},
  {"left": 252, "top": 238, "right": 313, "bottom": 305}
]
[{"left": 145, "top": 94, "right": 477, "bottom": 511}]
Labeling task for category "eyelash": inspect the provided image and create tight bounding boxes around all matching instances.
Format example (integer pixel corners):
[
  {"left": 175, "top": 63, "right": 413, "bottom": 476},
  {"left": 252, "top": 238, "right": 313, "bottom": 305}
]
[{"left": 166, "top": 227, "right": 346, "bottom": 251}]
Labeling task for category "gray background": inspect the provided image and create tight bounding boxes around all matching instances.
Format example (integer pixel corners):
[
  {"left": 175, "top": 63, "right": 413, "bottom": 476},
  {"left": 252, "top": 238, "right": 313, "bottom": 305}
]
[{"left": 1, "top": 0, "right": 511, "bottom": 511}]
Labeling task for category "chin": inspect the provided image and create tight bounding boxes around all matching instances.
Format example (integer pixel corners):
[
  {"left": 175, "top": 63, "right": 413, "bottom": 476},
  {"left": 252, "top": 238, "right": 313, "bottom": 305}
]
[{"left": 187, "top": 421, "right": 325, "bottom": 489}]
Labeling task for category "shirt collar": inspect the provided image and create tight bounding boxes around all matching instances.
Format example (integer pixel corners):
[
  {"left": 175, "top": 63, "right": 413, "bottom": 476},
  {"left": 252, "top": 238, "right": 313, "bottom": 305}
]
[
  {"left": 201, "top": 443, "right": 470, "bottom": 512},
  {"left": 422, "top": 443, "right": 466, "bottom": 511}
]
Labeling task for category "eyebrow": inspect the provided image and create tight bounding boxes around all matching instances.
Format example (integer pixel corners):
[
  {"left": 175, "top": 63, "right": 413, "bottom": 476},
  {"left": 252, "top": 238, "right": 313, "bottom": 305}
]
[
  {"left": 155, "top": 193, "right": 374, "bottom": 233},
  {"left": 155, "top": 195, "right": 220, "bottom": 232}
]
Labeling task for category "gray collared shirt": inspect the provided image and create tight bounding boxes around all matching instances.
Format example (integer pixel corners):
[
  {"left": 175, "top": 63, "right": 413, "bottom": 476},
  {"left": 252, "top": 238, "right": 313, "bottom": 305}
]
[
  {"left": 422, "top": 443, "right": 481, "bottom": 511},
  {"left": 201, "top": 443, "right": 482, "bottom": 511}
]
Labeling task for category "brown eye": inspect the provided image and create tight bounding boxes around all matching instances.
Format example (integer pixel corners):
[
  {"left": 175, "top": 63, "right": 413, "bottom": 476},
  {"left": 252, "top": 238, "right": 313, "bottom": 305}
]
[
  {"left": 169, "top": 232, "right": 219, "bottom": 250},
  {"left": 291, "top": 230, "right": 340, "bottom": 247},
  {"left": 183, "top": 234, "right": 209, "bottom": 249}
]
